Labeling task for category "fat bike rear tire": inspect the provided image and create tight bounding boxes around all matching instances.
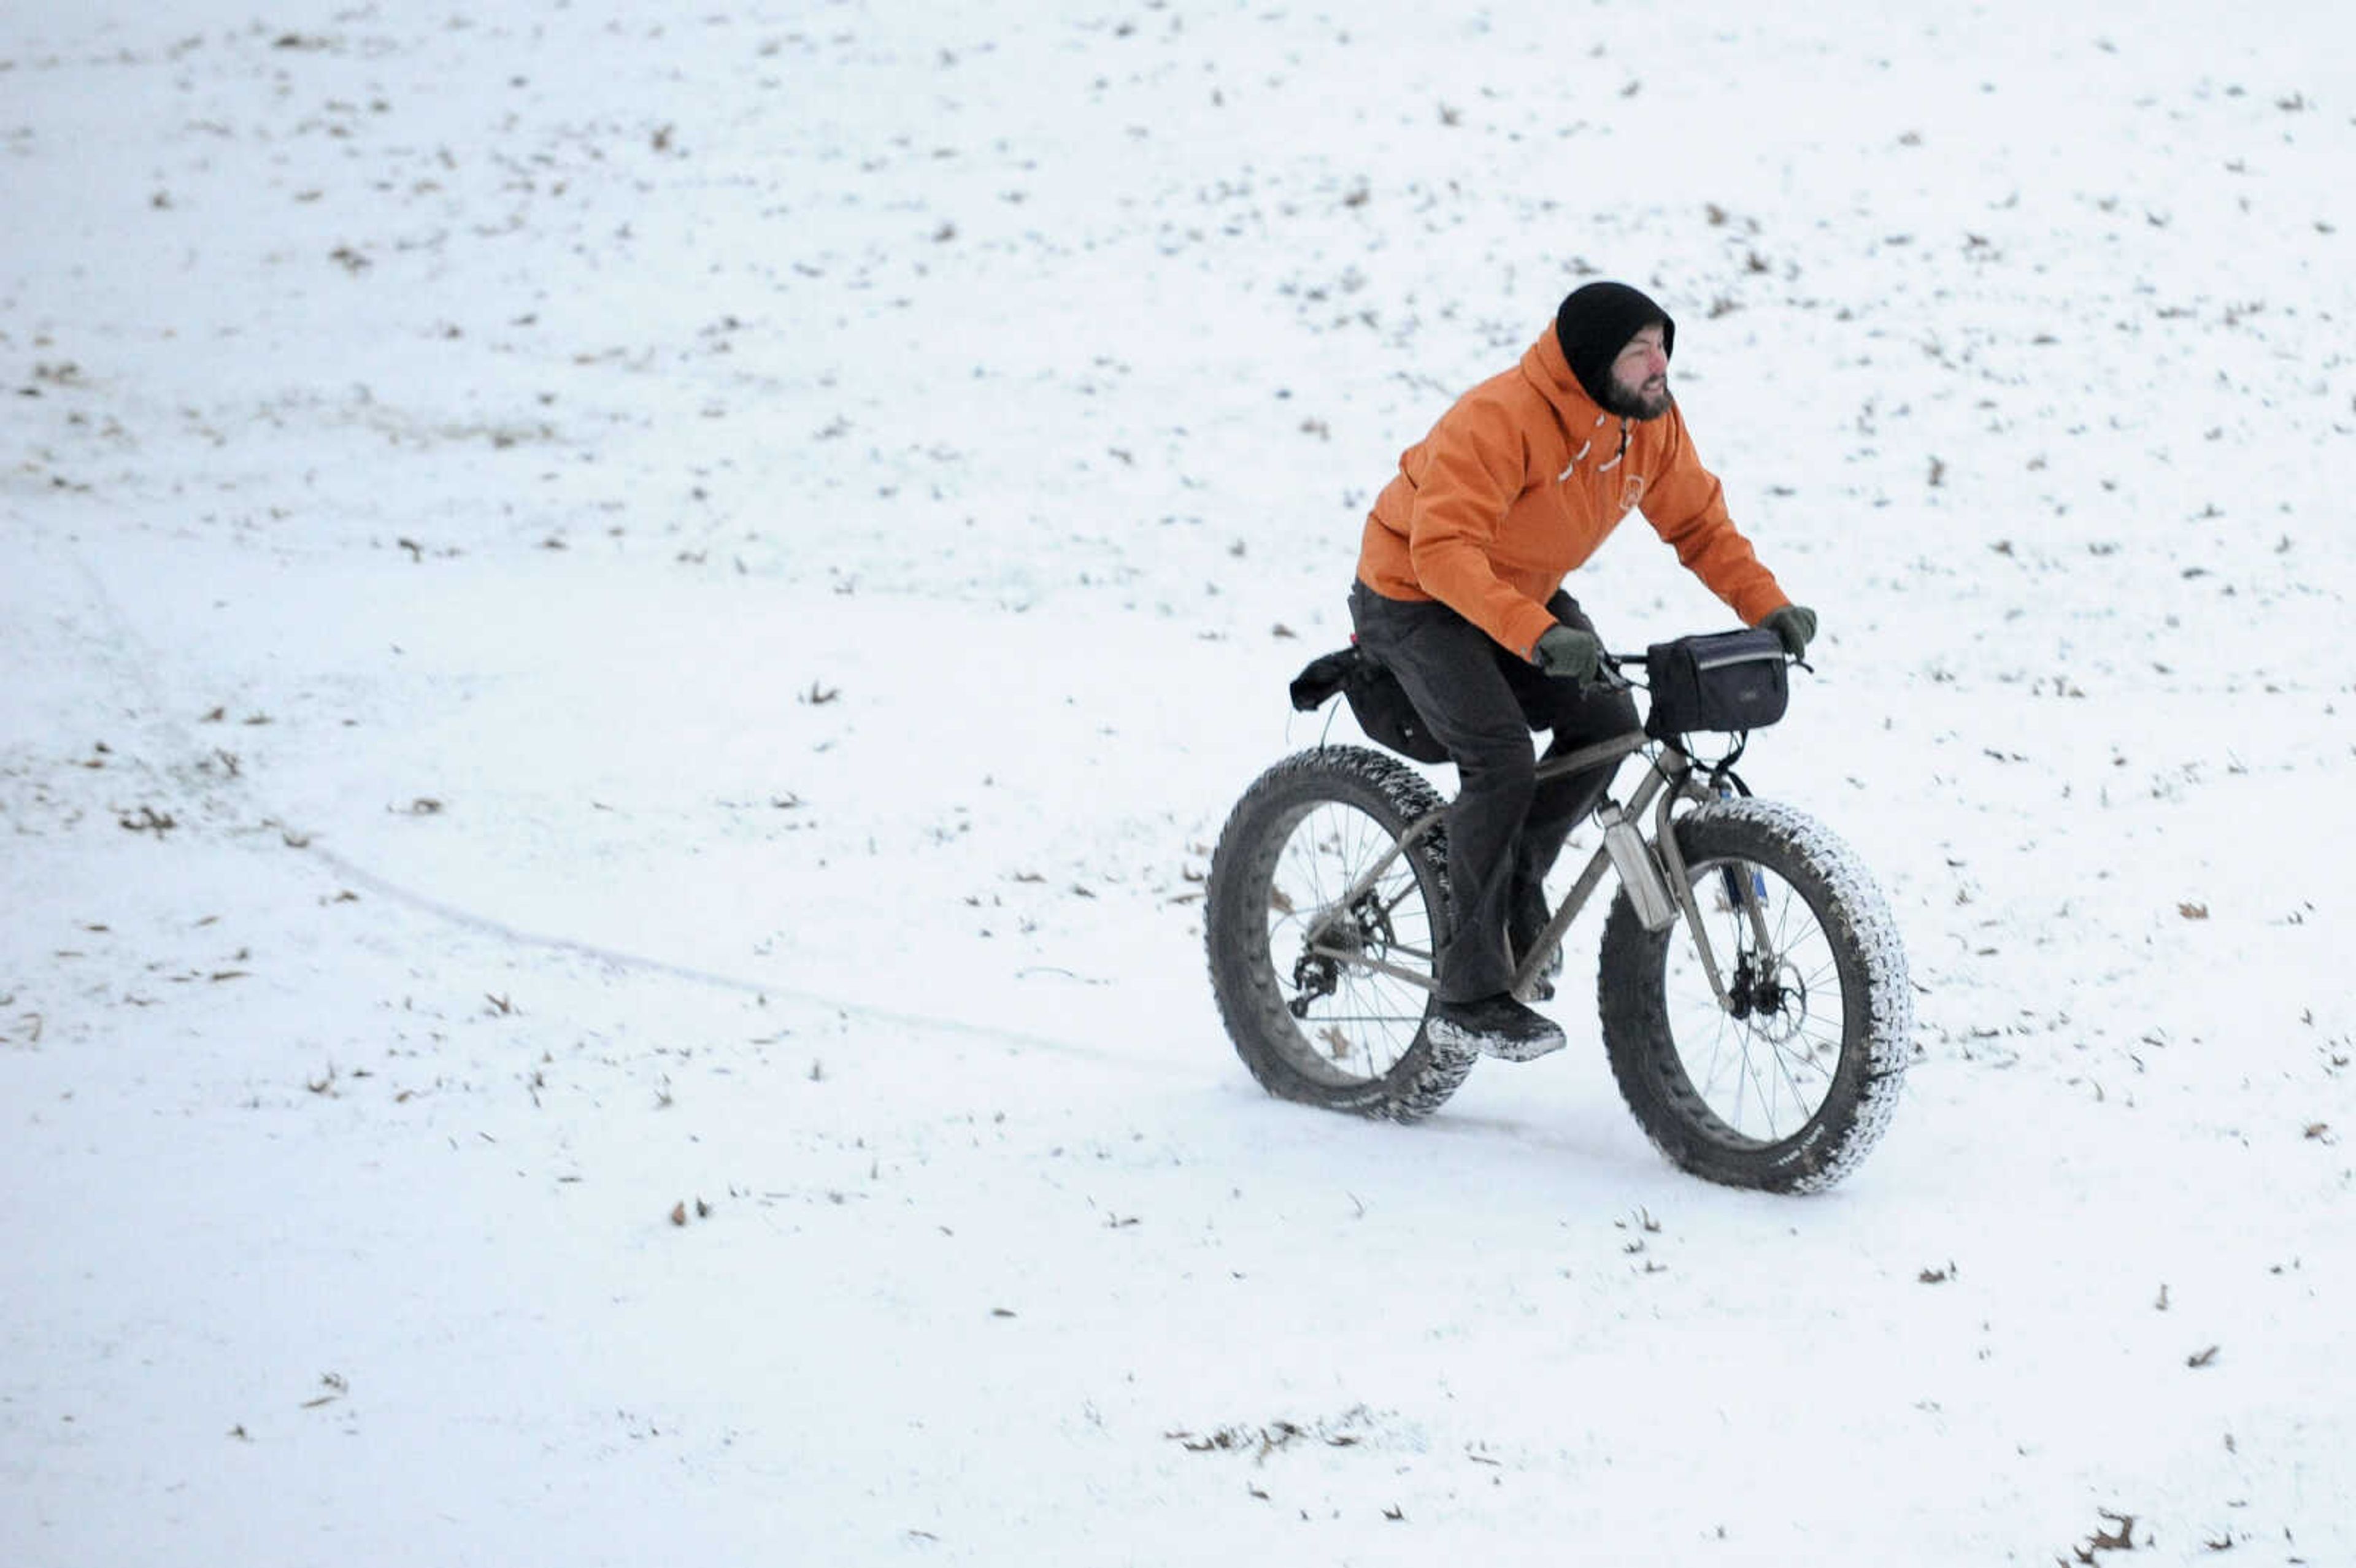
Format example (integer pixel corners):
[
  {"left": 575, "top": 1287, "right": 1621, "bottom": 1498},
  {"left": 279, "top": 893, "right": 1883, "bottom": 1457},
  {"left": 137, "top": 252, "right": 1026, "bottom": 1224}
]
[
  {"left": 1204, "top": 745, "right": 1473, "bottom": 1121},
  {"left": 1598, "top": 799, "right": 1911, "bottom": 1192}
]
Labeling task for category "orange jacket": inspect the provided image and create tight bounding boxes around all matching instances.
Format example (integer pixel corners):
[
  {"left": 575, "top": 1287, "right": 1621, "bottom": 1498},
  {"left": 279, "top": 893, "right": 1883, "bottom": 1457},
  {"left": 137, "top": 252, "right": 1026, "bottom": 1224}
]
[{"left": 1357, "top": 325, "right": 1790, "bottom": 658}]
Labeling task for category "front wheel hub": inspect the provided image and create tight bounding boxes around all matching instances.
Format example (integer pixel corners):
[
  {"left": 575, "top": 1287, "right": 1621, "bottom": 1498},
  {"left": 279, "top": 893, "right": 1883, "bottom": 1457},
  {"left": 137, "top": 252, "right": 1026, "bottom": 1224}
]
[{"left": 1728, "top": 952, "right": 1807, "bottom": 1042}]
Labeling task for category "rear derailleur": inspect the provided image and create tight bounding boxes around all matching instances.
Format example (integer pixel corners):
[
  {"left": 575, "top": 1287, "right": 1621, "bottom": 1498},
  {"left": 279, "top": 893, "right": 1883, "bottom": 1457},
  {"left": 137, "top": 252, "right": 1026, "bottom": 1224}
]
[{"left": 1285, "top": 890, "right": 1393, "bottom": 1018}]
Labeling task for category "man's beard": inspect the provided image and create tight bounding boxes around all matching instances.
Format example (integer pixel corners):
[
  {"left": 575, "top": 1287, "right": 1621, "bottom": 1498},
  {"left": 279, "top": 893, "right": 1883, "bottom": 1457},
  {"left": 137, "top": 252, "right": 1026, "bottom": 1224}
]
[{"left": 1603, "top": 372, "right": 1673, "bottom": 421}]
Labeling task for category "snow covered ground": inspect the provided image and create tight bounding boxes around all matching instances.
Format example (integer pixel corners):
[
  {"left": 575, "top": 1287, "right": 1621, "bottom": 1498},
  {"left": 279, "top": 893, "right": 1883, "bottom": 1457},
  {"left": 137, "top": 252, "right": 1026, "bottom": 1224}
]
[{"left": 4, "top": 1, "right": 2352, "bottom": 1562}]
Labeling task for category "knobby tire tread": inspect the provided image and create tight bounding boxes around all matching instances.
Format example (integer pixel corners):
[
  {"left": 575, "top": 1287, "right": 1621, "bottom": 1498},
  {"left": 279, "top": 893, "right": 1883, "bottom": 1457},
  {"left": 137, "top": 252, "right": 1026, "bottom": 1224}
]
[
  {"left": 1204, "top": 746, "right": 1474, "bottom": 1123},
  {"left": 1597, "top": 799, "right": 1911, "bottom": 1193}
]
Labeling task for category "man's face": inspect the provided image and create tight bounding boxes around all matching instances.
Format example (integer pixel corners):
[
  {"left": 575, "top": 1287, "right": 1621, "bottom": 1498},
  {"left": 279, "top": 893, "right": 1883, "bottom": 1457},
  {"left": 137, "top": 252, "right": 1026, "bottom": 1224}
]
[{"left": 1606, "top": 325, "right": 1672, "bottom": 420}]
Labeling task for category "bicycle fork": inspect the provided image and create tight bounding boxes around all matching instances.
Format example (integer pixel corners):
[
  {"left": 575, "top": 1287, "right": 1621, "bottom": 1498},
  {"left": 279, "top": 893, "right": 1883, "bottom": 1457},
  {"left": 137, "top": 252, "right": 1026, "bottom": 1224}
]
[{"left": 1641, "top": 761, "right": 1774, "bottom": 1017}]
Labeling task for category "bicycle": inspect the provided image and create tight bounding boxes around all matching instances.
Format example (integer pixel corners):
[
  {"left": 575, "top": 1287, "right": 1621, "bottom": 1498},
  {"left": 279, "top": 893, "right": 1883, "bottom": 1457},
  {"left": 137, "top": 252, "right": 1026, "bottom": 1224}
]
[{"left": 1203, "top": 629, "right": 1912, "bottom": 1193}]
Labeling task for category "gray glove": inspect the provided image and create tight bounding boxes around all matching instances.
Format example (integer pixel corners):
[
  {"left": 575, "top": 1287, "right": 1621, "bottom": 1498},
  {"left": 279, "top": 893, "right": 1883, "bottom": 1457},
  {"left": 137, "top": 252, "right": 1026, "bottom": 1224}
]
[
  {"left": 1532, "top": 625, "right": 1601, "bottom": 681},
  {"left": 1761, "top": 604, "right": 1818, "bottom": 658}
]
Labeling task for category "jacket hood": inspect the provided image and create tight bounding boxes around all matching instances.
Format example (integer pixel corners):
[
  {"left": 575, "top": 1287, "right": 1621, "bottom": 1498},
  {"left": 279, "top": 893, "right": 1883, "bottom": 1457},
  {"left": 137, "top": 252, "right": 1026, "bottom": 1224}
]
[{"left": 1520, "top": 325, "right": 1609, "bottom": 424}]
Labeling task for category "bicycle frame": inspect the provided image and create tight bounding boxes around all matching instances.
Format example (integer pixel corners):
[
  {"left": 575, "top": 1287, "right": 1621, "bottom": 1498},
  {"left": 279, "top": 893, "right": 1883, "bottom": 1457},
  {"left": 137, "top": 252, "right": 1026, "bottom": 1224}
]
[{"left": 1303, "top": 729, "right": 1761, "bottom": 1015}]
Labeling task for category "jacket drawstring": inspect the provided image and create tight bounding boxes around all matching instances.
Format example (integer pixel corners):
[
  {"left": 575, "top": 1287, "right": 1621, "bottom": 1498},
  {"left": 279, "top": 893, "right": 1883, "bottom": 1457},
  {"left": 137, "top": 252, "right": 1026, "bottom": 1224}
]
[{"left": 1596, "top": 419, "right": 1631, "bottom": 474}]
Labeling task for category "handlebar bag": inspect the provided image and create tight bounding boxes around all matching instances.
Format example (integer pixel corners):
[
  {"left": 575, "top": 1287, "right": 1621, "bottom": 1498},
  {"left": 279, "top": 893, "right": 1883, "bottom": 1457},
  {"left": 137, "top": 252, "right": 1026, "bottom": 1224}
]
[{"left": 1644, "top": 628, "right": 1788, "bottom": 739}]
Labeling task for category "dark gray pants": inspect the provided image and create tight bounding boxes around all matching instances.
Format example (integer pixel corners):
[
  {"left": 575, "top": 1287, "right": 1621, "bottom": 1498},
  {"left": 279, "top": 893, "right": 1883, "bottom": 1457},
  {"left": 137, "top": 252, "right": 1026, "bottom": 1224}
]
[{"left": 1349, "top": 580, "right": 1641, "bottom": 1002}]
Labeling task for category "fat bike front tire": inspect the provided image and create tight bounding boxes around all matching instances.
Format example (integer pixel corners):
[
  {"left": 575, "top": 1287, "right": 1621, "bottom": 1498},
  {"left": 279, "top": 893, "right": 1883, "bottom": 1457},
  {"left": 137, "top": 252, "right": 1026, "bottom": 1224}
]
[
  {"left": 1204, "top": 746, "right": 1474, "bottom": 1122},
  {"left": 1598, "top": 799, "right": 1912, "bottom": 1193}
]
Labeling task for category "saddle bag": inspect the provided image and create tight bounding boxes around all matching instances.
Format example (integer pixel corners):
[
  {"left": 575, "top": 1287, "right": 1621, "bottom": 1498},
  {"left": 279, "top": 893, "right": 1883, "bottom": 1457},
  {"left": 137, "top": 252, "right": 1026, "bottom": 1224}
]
[
  {"left": 1289, "top": 644, "right": 1450, "bottom": 764},
  {"left": 1644, "top": 628, "right": 1789, "bottom": 739}
]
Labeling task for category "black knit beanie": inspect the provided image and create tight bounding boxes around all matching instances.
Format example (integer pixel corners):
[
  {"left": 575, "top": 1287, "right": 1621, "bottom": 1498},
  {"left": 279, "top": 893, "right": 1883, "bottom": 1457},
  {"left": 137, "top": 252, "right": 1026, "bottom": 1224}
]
[{"left": 1555, "top": 282, "right": 1676, "bottom": 408}]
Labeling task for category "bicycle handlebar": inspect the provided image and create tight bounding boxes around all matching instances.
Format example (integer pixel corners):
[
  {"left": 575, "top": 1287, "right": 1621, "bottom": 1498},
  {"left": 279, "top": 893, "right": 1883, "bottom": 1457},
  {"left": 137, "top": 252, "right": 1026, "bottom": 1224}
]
[{"left": 1594, "top": 646, "right": 1811, "bottom": 686}]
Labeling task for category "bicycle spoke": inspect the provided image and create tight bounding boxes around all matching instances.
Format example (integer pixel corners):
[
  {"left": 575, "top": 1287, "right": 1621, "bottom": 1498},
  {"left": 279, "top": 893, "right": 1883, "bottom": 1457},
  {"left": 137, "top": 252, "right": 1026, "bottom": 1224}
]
[
  {"left": 1253, "top": 794, "right": 1446, "bottom": 1085},
  {"left": 1658, "top": 853, "right": 1845, "bottom": 1144}
]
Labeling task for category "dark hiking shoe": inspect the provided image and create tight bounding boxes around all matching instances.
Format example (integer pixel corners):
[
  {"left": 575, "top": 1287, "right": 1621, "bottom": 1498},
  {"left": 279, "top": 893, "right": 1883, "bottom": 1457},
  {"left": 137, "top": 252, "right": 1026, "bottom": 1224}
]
[{"left": 1426, "top": 993, "right": 1566, "bottom": 1063}]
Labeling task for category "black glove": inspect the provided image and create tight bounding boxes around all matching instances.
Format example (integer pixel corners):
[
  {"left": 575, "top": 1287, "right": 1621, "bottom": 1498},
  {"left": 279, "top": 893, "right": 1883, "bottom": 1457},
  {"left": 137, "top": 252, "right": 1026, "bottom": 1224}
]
[
  {"left": 1761, "top": 604, "right": 1817, "bottom": 658},
  {"left": 1532, "top": 625, "right": 1601, "bottom": 681}
]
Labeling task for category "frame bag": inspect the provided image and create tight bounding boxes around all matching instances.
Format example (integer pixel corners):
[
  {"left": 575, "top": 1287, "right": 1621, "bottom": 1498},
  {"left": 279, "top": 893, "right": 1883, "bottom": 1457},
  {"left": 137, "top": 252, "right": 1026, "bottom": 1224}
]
[{"left": 1644, "top": 628, "right": 1788, "bottom": 740}]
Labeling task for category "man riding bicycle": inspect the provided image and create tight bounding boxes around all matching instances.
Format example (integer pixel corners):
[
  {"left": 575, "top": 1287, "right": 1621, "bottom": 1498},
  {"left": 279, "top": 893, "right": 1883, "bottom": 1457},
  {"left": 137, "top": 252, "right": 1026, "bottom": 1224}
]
[{"left": 1349, "top": 280, "right": 1819, "bottom": 1063}]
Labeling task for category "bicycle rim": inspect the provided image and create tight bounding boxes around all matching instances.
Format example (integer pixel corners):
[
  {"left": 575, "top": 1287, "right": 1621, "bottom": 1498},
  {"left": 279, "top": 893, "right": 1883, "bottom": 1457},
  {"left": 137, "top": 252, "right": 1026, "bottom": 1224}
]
[
  {"left": 1261, "top": 799, "right": 1440, "bottom": 1088},
  {"left": 1657, "top": 855, "right": 1846, "bottom": 1145}
]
